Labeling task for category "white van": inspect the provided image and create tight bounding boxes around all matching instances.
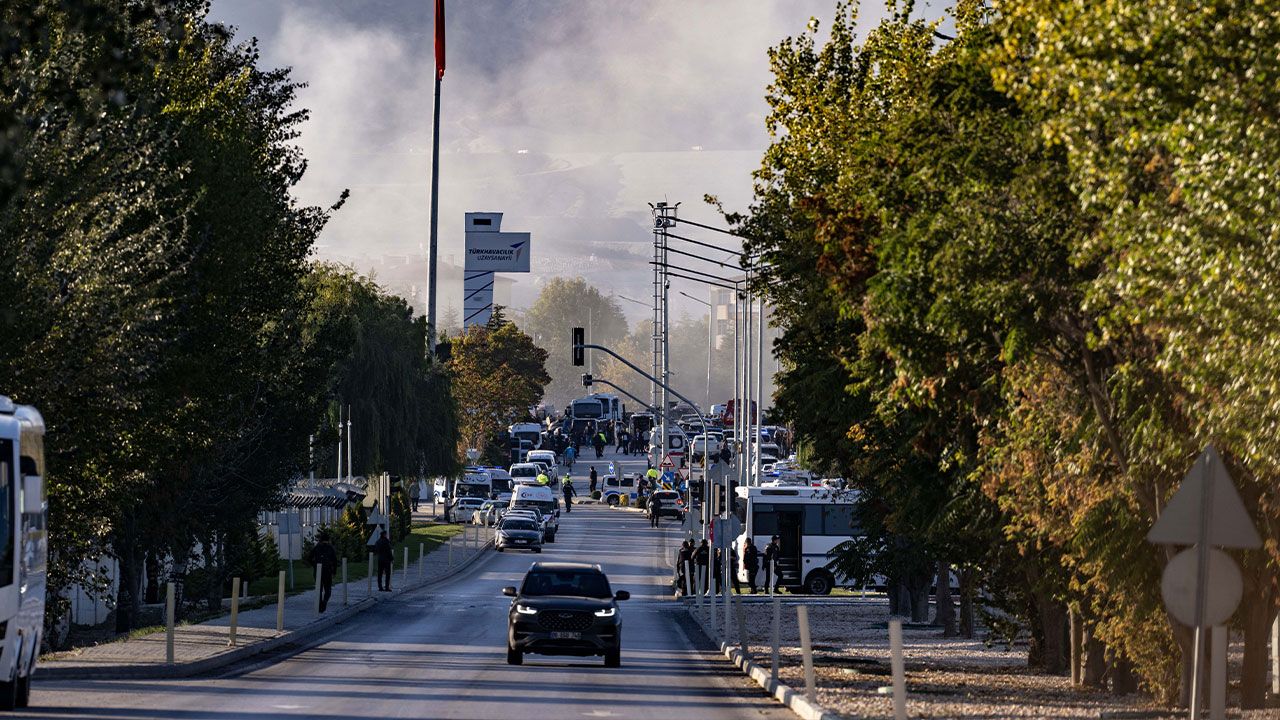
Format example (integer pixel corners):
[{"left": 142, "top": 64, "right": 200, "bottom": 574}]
[
  {"left": 509, "top": 484, "right": 559, "bottom": 542},
  {"left": 527, "top": 449, "right": 557, "bottom": 468}
]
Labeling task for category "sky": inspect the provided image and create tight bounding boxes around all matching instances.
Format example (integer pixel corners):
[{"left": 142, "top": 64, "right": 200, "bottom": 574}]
[{"left": 204, "top": 0, "right": 911, "bottom": 321}]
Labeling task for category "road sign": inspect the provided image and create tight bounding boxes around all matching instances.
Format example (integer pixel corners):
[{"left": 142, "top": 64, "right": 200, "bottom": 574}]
[
  {"left": 366, "top": 510, "right": 386, "bottom": 527},
  {"left": 1148, "top": 446, "right": 1262, "bottom": 548},
  {"left": 1161, "top": 546, "right": 1243, "bottom": 627},
  {"left": 277, "top": 512, "right": 300, "bottom": 534},
  {"left": 660, "top": 456, "right": 674, "bottom": 471}
]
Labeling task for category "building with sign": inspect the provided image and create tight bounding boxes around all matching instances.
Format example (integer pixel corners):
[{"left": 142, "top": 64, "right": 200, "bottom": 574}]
[{"left": 463, "top": 212, "right": 532, "bottom": 327}]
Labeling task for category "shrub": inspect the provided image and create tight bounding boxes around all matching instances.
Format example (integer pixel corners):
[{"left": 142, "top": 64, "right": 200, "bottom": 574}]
[{"left": 591, "top": 490, "right": 601, "bottom": 500}]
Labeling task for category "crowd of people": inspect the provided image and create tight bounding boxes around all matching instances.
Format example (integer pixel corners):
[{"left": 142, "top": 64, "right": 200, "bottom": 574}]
[{"left": 672, "top": 535, "right": 783, "bottom": 596}]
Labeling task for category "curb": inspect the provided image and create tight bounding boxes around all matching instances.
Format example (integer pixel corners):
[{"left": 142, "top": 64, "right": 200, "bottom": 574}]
[
  {"left": 40, "top": 536, "right": 495, "bottom": 681},
  {"left": 684, "top": 605, "right": 842, "bottom": 720}
]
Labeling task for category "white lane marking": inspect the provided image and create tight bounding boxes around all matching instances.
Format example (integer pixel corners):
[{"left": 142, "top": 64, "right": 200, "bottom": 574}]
[{"left": 581, "top": 712, "right": 619, "bottom": 718}]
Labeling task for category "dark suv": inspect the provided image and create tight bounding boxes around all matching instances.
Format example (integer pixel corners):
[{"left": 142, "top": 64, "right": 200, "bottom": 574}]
[{"left": 504, "top": 562, "right": 629, "bottom": 667}]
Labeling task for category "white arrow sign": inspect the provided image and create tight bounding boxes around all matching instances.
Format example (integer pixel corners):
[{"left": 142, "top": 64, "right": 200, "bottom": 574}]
[{"left": 1147, "top": 445, "right": 1261, "bottom": 549}]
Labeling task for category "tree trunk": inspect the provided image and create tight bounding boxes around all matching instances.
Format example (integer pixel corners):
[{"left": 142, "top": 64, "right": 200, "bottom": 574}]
[
  {"left": 114, "top": 541, "right": 144, "bottom": 634},
  {"left": 910, "top": 569, "right": 931, "bottom": 623},
  {"left": 888, "top": 572, "right": 902, "bottom": 616},
  {"left": 935, "top": 560, "right": 956, "bottom": 636},
  {"left": 1033, "top": 590, "right": 1068, "bottom": 674},
  {"left": 958, "top": 567, "right": 976, "bottom": 639},
  {"left": 1239, "top": 573, "right": 1275, "bottom": 709},
  {"left": 1069, "top": 609, "right": 1083, "bottom": 685},
  {"left": 1083, "top": 627, "right": 1106, "bottom": 688},
  {"left": 1111, "top": 653, "right": 1138, "bottom": 695}
]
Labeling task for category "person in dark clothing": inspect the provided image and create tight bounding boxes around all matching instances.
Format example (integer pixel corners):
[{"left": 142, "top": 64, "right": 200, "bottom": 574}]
[
  {"left": 308, "top": 530, "right": 338, "bottom": 612},
  {"left": 649, "top": 493, "right": 662, "bottom": 528},
  {"left": 694, "top": 540, "right": 710, "bottom": 595},
  {"left": 588, "top": 466, "right": 598, "bottom": 495},
  {"left": 743, "top": 537, "right": 760, "bottom": 593},
  {"left": 763, "top": 535, "right": 781, "bottom": 594},
  {"left": 616, "top": 430, "right": 628, "bottom": 454},
  {"left": 677, "top": 540, "right": 694, "bottom": 596},
  {"left": 712, "top": 547, "right": 723, "bottom": 594},
  {"left": 593, "top": 432, "right": 606, "bottom": 458},
  {"left": 374, "top": 528, "right": 394, "bottom": 591},
  {"left": 562, "top": 476, "right": 575, "bottom": 512},
  {"left": 729, "top": 546, "right": 742, "bottom": 594}
]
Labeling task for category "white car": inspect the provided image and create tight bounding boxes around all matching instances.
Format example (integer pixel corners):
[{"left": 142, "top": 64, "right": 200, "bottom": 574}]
[
  {"left": 527, "top": 449, "right": 557, "bottom": 468},
  {"left": 473, "top": 500, "right": 506, "bottom": 526},
  {"left": 448, "top": 497, "right": 486, "bottom": 523},
  {"left": 690, "top": 433, "right": 722, "bottom": 457},
  {"left": 509, "top": 463, "right": 542, "bottom": 484}
]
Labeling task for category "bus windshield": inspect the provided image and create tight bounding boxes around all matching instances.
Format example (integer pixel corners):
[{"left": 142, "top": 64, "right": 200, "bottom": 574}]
[{"left": 572, "top": 400, "right": 603, "bottom": 418}]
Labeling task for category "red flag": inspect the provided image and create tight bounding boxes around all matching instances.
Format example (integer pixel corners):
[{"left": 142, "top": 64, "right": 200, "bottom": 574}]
[{"left": 435, "top": 0, "right": 446, "bottom": 80}]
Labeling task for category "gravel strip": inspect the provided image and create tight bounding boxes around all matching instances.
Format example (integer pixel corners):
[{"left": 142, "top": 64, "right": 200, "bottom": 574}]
[{"left": 685, "top": 597, "right": 1277, "bottom": 719}]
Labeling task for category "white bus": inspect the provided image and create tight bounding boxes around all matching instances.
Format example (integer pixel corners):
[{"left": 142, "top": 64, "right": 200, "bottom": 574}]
[
  {"left": 0, "top": 397, "right": 46, "bottom": 709},
  {"left": 733, "top": 485, "right": 858, "bottom": 595}
]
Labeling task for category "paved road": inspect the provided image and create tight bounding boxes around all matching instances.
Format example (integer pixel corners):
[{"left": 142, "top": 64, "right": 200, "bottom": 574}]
[{"left": 25, "top": 452, "right": 788, "bottom": 720}]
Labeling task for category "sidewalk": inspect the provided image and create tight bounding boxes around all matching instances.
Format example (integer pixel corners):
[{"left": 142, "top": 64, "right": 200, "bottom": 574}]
[{"left": 40, "top": 525, "right": 494, "bottom": 679}]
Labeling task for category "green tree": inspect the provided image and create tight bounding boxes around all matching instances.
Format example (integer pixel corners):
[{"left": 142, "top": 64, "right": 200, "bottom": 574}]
[
  {"left": 448, "top": 310, "right": 550, "bottom": 463},
  {"left": 522, "top": 278, "right": 628, "bottom": 410}
]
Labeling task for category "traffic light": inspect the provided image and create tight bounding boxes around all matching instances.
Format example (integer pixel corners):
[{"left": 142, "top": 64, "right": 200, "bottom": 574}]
[
  {"left": 582, "top": 373, "right": 593, "bottom": 388},
  {"left": 572, "top": 327, "right": 585, "bottom": 366}
]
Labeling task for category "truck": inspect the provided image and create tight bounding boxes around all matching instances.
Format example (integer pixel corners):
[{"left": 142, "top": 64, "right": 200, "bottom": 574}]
[
  {"left": 0, "top": 396, "right": 47, "bottom": 709},
  {"left": 508, "top": 422, "right": 543, "bottom": 450}
]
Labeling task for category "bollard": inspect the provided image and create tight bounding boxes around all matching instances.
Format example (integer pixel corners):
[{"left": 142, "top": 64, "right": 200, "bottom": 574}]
[
  {"left": 449, "top": 534, "right": 454, "bottom": 567},
  {"left": 165, "top": 582, "right": 176, "bottom": 664},
  {"left": 734, "top": 592, "right": 750, "bottom": 661},
  {"left": 771, "top": 593, "right": 781, "bottom": 684},
  {"left": 1211, "top": 625, "right": 1226, "bottom": 720},
  {"left": 403, "top": 546, "right": 409, "bottom": 584},
  {"left": 276, "top": 570, "right": 285, "bottom": 631},
  {"left": 797, "top": 605, "right": 816, "bottom": 701},
  {"left": 315, "top": 563, "right": 323, "bottom": 614},
  {"left": 229, "top": 577, "right": 241, "bottom": 647},
  {"left": 367, "top": 552, "right": 374, "bottom": 594},
  {"left": 419, "top": 542, "right": 425, "bottom": 581},
  {"left": 342, "top": 558, "right": 348, "bottom": 607},
  {"left": 890, "top": 617, "right": 907, "bottom": 720}
]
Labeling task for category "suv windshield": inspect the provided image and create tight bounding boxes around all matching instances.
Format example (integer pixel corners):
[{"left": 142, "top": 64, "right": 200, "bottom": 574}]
[{"left": 521, "top": 571, "right": 612, "bottom": 599}]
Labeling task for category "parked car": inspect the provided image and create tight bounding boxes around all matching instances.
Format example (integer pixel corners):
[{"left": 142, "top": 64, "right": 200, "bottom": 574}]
[
  {"left": 504, "top": 562, "right": 629, "bottom": 667},
  {"left": 448, "top": 496, "right": 486, "bottom": 523},
  {"left": 474, "top": 500, "right": 506, "bottom": 526},
  {"left": 495, "top": 517, "right": 543, "bottom": 553},
  {"left": 649, "top": 489, "right": 686, "bottom": 522}
]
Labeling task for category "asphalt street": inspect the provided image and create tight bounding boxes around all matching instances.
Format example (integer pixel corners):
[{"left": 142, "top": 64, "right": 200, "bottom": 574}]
[{"left": 24, "top": 450, "right": 789, "bottom": 720}]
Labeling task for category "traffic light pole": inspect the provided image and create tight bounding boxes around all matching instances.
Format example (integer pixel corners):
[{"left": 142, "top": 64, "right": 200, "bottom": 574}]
[{"left": 573, "top": 335, "right": 709, "bottom": 544}]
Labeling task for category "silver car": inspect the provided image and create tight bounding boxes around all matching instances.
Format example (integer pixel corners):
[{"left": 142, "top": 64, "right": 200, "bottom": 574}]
[{"left": 495, "top": 517, "right": 543, "bottom": 553}]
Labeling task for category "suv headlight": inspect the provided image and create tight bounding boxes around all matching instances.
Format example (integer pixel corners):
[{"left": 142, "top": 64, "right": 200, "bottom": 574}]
[
  {"left": 516, "top": 604, "right": 538, "bottom": 615},
  {"left": 594, "top": 607, "right": 616, "bottom": 617}
]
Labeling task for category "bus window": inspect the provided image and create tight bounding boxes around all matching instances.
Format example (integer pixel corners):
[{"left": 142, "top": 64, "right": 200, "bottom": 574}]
[
  {"left": 752, "top": 504, "right": 777, "bottom": 536},
  {"left": 0, "top": 440, "right": 12, "bottom": 587},
  {"left": 823, "top": 505, "right": 858, "bottom": 536},
  {"left": 803, "top": 505, "right": 824, "bottom": 535}
]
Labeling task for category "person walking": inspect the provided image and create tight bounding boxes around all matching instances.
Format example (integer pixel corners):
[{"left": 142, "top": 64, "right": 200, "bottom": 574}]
[
  {"left": 743, "top": 537, "right": 760, "bottom": 594},
  {"left": 694, "top": 539, "right": 710, "bottom": 595},
  {"left": 712, "top": 547, "right": 724, "bottom": 594},
  {"left": 763, "top": 535, "right": 781, "bottom": 593},
  {"left": 588, "top": 466, "right": 598, "bottom": 495},
  {"left": 562, "top": 476, "right": 575, "bottom": 512},
  {"left": 649, "top": 492, "right": 663, "bottom": 528},
  {"left": 374, "top": 528, "right": 394, "bottom": 592},
  {"left": 616, "top": 429, "right": 628, "bottom": 454},
  {"left": 409, "top": 480, "right": 421, "bottom": 513},
  {"left": 308, "top": 529, "right": 338, "bottom": 612},
  {"left": 593, "top": 431, "right": 606, "bottom": 459},
  {"left": 564, "top": 444, "right": 576, "bottom": 470},
  {"left": 677, "top": 540, "right": 694, "bottom": 596}
]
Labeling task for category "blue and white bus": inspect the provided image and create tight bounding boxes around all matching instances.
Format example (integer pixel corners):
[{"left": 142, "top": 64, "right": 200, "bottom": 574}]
[
  {"left": 0, "top": 397, "right": 46, "bottom": 709},
  {"left": 733, "top": 485, "right": 858, "bottom": 595}
]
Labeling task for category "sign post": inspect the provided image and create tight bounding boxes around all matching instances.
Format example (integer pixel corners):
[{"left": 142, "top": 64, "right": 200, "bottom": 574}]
[{"left": 1148, "top": 446, "right": 1261, "bottom": 720}]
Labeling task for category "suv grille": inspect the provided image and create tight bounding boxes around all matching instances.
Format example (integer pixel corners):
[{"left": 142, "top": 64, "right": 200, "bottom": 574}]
[{"left": 538, "top": 610, "right": 594, "bottom": 631}]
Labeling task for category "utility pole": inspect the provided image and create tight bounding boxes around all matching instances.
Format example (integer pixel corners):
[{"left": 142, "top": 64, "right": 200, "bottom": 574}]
[
  {"left": 651, "top": 202, "right": 679, "bottom": 466},
  {"left": 427, "top": 0, "right": 446, "bottom": 352},
  {"left": 336, "top": 405, "right": 343, "bottom": 483},
  {"left": 346, "top": 407, "right": 353, "bottom": 482}
]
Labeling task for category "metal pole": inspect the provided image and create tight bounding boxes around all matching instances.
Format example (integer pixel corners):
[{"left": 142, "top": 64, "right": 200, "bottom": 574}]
[
  {"left": 771, "top": 591, "right": 781, "bottom": 683},
  {"left": 336, "top": 405, "right": 343, "bottom": 482},
  {"left": 1190, "top": 455, "right": 1215, "bottom": 720},
  {"left": 661, "top": 218, "right": 671, "bottom": 469},
  {"left": 754, "top": 296, "right": 764, "bottom": 486},
  {"left": 705, "top": 288, "right": 712, "bottom": 410},
  {"left": 229, "top": 577, "right": 240, "bottom": 647},
  {"left": 165, "top": 582, "right": 176, "bottom": 664},
  {"left": 367, "top": 552, "right": 374, "bottom": 594},
  {"left": 890, "top": 618, "right": 907, "bottom": 720},
  {"left": 346, "top": 412, "right": 353, "bottom": 482},
  {"left": 276, "top": 570, "right": 286, "bottom": 631},
  {"left": 342, "top": 558, "right": 348, "bottom": 607},
  {"left": 427, "top": 72, "right": 442, "bottom": 347}
]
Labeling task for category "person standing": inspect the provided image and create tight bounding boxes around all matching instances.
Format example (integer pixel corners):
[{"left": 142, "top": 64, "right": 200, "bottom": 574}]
[
  {"left": 694, "top": 539, "right": 710, "bottom": 595},
  {"left": 743, "top": 537, "right": 760, "bottom": 594},
  {"left": 649, "top": 492, "right": 663, "bottom": 528},
  {"left": 374, "top": 528, "right": 394, "bottom": 592},
  {"left": 593, "top": 431, "right": 606, "bottom": 458},
  {"left": 763, "top": 535, "right": 781, "bottom": 593},
  {"left": 564, "top": 444, "right": 576, "bottom": 470},
  {"left": 677, "top": 540, "right": 694, "bottom": 596},
  {"left": 616, "top": 429, "right": 628, "bottom": 454},
  {"left": 308, "top": 530, "right": 338, "bottom": 612},
  {"left": 588, "top": 466, "right": 598, "bottom": 495},
  {"left": 562, "top": 476, "right": 575, "bottom": 512},
  {"left": 712, "top": 547, "right": 723, "bottom": 594},
  {"left": 409, "top": 480, "right": 421, "bottom": 513}
]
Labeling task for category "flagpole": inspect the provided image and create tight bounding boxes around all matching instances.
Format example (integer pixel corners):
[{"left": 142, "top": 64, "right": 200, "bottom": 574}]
[{"left": 427, "top": 71, "right": 441, "bottom": 351}]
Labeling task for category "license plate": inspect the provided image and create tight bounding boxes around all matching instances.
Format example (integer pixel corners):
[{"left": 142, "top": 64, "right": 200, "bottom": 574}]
[
  {"left": 513, "top": 539, "right": 526, "bottom": 543},
  {"left": 551, "top": 631, "right": 580, "bottom": 640}
]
